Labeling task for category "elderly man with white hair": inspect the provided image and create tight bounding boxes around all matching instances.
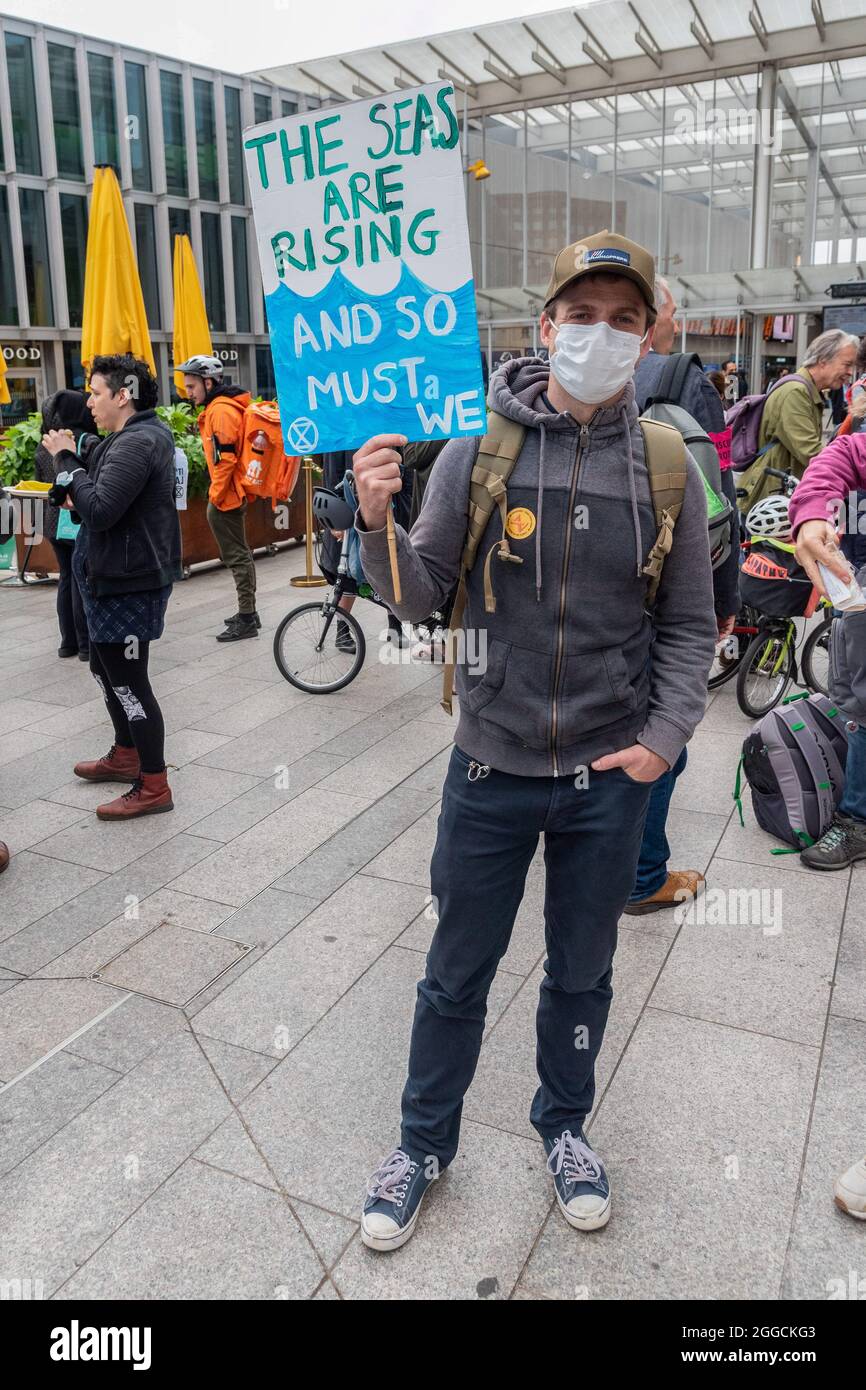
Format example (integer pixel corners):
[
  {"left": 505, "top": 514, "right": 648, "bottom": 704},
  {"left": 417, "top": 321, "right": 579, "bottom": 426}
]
[{"left": 736, "top": 327, "right": 859, "bottom": 512}]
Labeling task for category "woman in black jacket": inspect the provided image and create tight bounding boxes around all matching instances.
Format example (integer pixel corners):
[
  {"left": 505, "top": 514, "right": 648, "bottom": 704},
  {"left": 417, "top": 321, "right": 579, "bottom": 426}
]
[
  {"left": 34, "top": 390, "right": 99, "bottom": 659},
  {"left": 42, "top": 355, "right": 181, "bottom": 822}
]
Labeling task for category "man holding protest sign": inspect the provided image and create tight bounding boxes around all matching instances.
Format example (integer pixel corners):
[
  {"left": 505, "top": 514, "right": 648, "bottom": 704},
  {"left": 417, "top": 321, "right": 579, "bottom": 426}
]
[{"left": 352, "top": 233, "right": 717, "bottom": 1250}]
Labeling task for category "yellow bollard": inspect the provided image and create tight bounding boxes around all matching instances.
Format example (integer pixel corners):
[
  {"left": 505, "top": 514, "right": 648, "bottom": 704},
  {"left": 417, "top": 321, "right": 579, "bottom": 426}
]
[{"left": 291, "top": 457, "right": 327, "bottom": 589}]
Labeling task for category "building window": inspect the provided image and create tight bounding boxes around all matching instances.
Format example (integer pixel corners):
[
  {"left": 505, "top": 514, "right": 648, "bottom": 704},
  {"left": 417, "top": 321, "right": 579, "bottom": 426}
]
[
  {"left": 254, "top": 92, "right": 272, "bottom": 125},
  {"left": 256, "top": 345, "right": 276, "bottom": 399},
  {"left": 281, "top": 99, "right": 297, "bottom": 118},
  {"left": 88, "top": 52, "right": 119, "bottom": 169},
  {"left": 167, "top": 205, "right": 191, "bottom": 248},
  {"left": 201, "top": 211, "right": 225, "bottom": 332},
  {"left": 134, "top": 203, "right": 161, "bottom": 330},
  {"left": 19, "top": 188, "right": 54, "bottom": 325},
  {"left": 63, "top": 342, "right": 86, "bottom": 390},
  {"left": 231, "top": 217, "right": 250, "bottom": 333},
  {"left": 193, "top": 78, "right": 218, "bottom": 201},
  {"left": 60, "top": 193, "right": 88, "bottom": 327},
  {"left": 224, "top": 86, "right": 244, "bottom": 204},
  {"left": 5, "top": 32, "right": 41, "bottom": 174},
  {"left": 160, "top": 70, "right": 187, "bottom": 195},
  {"left": 0, "top": 188, "right": 19, "bottom": 323},
  {"left": 125, "top": 62, "right": 152, "bottom": 191},
  {"left": 48, "top": 43, "right": 84, "bottom": 180}
]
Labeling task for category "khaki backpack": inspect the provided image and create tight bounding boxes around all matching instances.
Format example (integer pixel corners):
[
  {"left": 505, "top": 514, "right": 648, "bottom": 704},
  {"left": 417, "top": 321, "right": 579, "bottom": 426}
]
[{"left": 441, "top": 412, "right": 687, "bottom": 713}]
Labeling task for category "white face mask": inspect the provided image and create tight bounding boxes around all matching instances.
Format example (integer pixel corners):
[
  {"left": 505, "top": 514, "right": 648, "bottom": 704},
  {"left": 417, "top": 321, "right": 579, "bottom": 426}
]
[{"left": 549, "top": 320, "right": 646, "bottom": 404}]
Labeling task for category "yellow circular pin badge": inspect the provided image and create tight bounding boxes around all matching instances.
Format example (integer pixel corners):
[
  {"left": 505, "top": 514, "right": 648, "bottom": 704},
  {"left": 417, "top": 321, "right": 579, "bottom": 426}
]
[{"left": 505, "top": 507, "right": 536, "bottom": 540}]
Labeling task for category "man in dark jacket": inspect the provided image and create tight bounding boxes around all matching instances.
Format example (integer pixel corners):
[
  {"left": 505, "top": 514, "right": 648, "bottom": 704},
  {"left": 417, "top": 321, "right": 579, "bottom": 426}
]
[
  {"left": 42, "top": 354, "right": 181, "bottom": 821},
  {"left": 626, "top": 276, "right": 740, "bottom": 914},
  {"left": 34, "top": 390, "right": 99, "bottom": 660}
]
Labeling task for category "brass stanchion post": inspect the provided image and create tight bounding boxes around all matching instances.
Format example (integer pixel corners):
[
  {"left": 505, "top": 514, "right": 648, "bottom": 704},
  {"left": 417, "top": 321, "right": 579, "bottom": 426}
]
[{"left": 291, "top": 456, "right": 326, "bottom": 588}]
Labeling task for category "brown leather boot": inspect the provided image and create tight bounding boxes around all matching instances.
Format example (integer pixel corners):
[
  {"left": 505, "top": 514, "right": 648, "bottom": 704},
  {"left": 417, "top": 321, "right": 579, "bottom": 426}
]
[
  {"left": 96, "top": 770, "right": 173, "bottom": 821},
  {"left": 74, "top": 743, "right": 141, "bottom": 783},
  {"left": 0, "top": 840, "right": 9, "bottom": 874},
  {"left": 621, "top": 869, "right": 705, "bottom": 916}
]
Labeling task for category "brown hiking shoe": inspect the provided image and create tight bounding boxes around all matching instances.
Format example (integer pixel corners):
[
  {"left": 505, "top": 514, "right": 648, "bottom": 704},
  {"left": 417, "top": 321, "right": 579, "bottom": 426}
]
[
  {"left": 0, "top": 841, "right": 9, "bottom": 874},
  {"left": 74, "top": 743, "right": 141, "bottom": 783},
  {"left": 96, "top": 770, "right": 173, "bottom": 821},
  {"left": 622, "top": 869, "right": 705, "bottom": 916}
]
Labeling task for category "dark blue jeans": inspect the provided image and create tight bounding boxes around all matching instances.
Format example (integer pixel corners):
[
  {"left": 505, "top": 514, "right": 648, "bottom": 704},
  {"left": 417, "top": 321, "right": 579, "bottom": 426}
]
[
  {"left": 628, "top": 747, "right": 688, "bottom": 901},
  {"left": 400, "top": 744, "right": 653, "bottom": 1168},
  {"left": 840, "top": 724, "right": 866, "bottom": 822}
]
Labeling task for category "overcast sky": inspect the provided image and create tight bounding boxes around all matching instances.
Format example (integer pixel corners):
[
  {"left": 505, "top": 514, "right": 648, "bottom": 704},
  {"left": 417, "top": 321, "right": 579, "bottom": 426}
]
[{"left": 3, "top": 0, "right": 567, "bottom": 75}]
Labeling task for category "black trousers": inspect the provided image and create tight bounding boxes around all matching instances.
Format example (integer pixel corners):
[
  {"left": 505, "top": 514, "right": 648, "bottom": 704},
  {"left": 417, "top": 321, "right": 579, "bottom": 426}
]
[
  {"left": 50, "top": 539, "right": 89, "bottom": 653},
  {"left": 89, "top": 640, "right": 166, "bottom": 775}
]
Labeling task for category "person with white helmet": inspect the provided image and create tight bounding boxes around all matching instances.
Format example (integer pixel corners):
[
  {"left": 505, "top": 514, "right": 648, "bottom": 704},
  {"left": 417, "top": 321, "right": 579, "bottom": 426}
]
[
  {"left": 177, "top": 354, "right": 260, "bottom": 642},
  {"left": 745, "top": 493, "right": 792, "bottom": 540}
]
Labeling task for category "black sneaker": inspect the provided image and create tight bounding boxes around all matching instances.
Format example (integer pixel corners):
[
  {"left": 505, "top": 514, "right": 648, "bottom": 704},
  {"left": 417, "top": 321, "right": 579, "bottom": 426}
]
[
  {"left": 800, "top": 814, "right": 866, "bottom": 871},
  {"left": 361, "top": 1148, "right": 439, "bottom": 1251},
  {"left": 216, "top": 614, "right": 259, "bottom": 643},
  {"left": 224, "top": 610, "right": 262, "bottom": 629},
  {"left": 335, "top": 617, "right": 357, "bottom": 655},
  {"left": 544, "top": 1129, "right": 611, "bottom": 1231}
]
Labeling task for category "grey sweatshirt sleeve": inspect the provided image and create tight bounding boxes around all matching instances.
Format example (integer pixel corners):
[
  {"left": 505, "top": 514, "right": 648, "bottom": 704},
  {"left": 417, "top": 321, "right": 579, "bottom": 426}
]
[
  {"left": 637, "top": 451, "right": 716, "bottom": 768},
  {"left": 356, "top": 436, "right": 477, "bottom": 622}
]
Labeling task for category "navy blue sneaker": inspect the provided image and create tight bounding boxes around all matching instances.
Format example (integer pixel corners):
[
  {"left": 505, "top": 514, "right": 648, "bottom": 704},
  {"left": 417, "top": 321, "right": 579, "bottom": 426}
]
[
  {"left": 544, "top": 1130, "right": 611, "bottom": 1231},
  {"left": 361, "top": 1148, "right": 438, "bottom": 1251}
]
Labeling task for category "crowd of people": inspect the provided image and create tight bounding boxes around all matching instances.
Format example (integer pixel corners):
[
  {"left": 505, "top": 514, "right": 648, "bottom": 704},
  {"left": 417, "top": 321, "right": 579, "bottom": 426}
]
[{"left": 1, "top": 227, "right": 865, "bottom": 1252}]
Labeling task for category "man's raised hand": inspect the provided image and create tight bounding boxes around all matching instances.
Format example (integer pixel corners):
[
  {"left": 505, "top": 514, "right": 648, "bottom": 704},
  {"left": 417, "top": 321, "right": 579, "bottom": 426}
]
[{"left": 353, "top": 434, "right": 407, "bottom": 531}]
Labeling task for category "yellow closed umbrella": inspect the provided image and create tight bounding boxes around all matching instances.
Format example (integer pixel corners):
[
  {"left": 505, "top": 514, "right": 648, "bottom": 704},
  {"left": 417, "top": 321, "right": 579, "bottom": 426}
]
[
  {"left": 81, "top": 166, "right": 155, "bottom": 375},
  {"left": 172, "top": 234, "right": 213, "bottom": 398},
  {"left": 0, "top": 347, "right": 10, "bottom": 406}
]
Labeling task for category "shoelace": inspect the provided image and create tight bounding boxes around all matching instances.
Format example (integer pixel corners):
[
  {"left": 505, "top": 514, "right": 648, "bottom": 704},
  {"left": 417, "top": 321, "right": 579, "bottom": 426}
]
[
  {"left": 546, "top": 1131, "right": 602, "bottom": 1185},
  {"left": 819, "top": 822, "right": 849, "bottom": 852},
  {"left": 121, "top": 778, "right": 144, "bottom": 802},
  {"left": 366, "top": 1149, "right": 417, "bottom": 1205}
]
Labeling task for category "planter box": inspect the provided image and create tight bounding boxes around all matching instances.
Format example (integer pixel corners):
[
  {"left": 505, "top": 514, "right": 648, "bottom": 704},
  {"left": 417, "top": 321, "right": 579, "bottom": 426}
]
[
  {"left": 14, "top": 530, "right": 57, "bottom": 577},
  {"left": 179, "top": 492, "right": 306, "bottom": 569}
]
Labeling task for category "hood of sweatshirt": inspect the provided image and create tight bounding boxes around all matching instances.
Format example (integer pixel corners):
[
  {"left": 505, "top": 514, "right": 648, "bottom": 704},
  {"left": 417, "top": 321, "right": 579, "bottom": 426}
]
[{"left": 487, "top": 356, "right": 645, "bottom": 602}]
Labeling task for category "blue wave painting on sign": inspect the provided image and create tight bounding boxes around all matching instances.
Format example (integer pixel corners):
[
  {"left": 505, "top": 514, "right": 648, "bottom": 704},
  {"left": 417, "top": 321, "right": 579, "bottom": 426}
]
[{"left": 266, "top": 262, "right": 486, "bottom": 456}]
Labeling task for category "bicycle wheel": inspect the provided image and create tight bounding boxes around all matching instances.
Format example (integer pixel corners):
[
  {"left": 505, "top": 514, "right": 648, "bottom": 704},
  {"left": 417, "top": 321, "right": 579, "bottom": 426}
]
[
  {"left": 273, "top": 603, "right": 366, "bottom": 693},
  {"left": 735, "top": 624, "right": 796, "bottom": 718},
  {"left": 802, "top": 614, "right": 833, "bottom": 696}
]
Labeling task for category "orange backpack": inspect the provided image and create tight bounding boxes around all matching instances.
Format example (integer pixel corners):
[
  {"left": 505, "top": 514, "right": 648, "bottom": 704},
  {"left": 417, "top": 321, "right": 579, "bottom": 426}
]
[{"left": 239, "top": 401, "right": 301, "bottom": 509}]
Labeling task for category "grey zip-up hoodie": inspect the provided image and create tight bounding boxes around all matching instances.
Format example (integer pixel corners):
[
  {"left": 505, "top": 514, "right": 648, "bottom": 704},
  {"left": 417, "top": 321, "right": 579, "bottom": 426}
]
[{"left": 358, "top": 357, "right": 717, "bottom": 777}]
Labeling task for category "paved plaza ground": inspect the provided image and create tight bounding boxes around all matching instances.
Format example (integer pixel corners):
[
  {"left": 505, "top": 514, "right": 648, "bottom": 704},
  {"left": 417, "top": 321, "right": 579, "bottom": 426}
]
[{"left": 0, "top": 543, "right": 864, "bottom": 1302}]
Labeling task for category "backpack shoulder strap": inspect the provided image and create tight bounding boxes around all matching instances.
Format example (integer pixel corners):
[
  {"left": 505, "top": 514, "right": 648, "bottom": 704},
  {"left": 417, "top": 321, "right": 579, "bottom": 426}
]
[
  {"left": 654, "top": 351, "right": 702, "bottom": 407},
  {"left": 638, "top": 418, "right": 688, "bottom": 606},
  {"left": 441, "top": 411, "right": 525, "bottom": 714}
]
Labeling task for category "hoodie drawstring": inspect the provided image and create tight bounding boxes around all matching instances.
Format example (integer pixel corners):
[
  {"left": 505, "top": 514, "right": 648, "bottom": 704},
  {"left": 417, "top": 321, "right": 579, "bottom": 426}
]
[
  {"left": 622, "top": 404, "right": 644, "bottom": 580},
  {"left": 534, "top": 423, "right": 546, "bottom": 603}
]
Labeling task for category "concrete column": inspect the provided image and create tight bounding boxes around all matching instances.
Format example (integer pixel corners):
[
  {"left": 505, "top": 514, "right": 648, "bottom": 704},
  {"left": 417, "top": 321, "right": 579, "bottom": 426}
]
[
  {"left": 749, "top": 64, "right": 777, "bottom": 271},
  {"left": 803, "top": 149, "right": 819, "bottom": 265},
  {"left": 749, "top": 314, "right": 764, "bottom": 394}
]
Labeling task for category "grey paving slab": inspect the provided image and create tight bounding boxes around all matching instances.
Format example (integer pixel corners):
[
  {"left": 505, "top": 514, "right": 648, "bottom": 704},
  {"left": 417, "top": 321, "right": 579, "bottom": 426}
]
[
  {"left": 186, "top": 680, "right": 312, "bottom": 737},
  {"left": 331, "top": 1121, "right": 550, "bottom": 1300},
  {"left": 184, "top": 889, "right": 318, "bottom": 1019},
  {"left": 192, "top": 875, "right": 429, "bottom": 1056},
  {"left": 362, "top": 805, "right": 440, "bottom": 888},
  {"left": 0, "top": 726, "right": 120, "bottom": 808},
  {"left": 832, "top": 893, "right": 866, "bottom": 1024},
  {"left": 193, "top": 701, "right": 370, "bottom": 777},
  {"left": 31, "top": 763, "right": 262, "bottom": 872},
  {"left": 234, "top": 946, "right": 523, "bottom": 1219},
  {"left": 52, "top": 1154, "right": 323, "bottom": 1300},
  {"left": 314, "top": 689, "right": 439, "bottom": 762},
  {"left": 673, "top": 726, "right": 747, "bottom": 816},
  {"left": 186, "top": 751, "right": 346, "bottom": 842},
  {"left": 313, "top": 720, "right": 455, "bottom": 810},
  {"left": 517, "top": 1009, "right": 818, "bottom": 1301},
  {"left": 0, "top": 977, "right": 122, "bottom": 1079},
  {"left": 0, "top": 726, "right": 61, "bottom": 767},
  {"left": 94, "top": 922, "right": 251, "bottom": 1008},
  {"left": 0, "top": 834, "right": 223, "bottom": 975},
  {"left": 195, "top": 1035, "right": 279, "bottom": 1103},
  {"left": 0, "top": 1051, "right": 120, "bottom": 1177},
  {"left": 715, "top": 804, "right": 854, "bottom": 875},
  {"left": 25, "top": 695, "right": 115, "bottom": 740},
  {"left": 650, "top": 856, "right": 847, "bottom": 1044},
  {"left": 64, "top": 994, "right": 189, "bottom": 1074},
  {"left": 0, "top": 852, "right": 105, "bottom": 944},
  {"left": 158, "top": 673, "right": 280, "bottom": 736},
  {"left": 37, "top": 887, "right": 235, "bottom": 981},
  {"left": 782, "top": 1017, "right": 866, "bottom": 1299},
  {"left": 0, "top": 799, "right": 89, "bottom": 854},
  {"left": 464, "top": 927, "right": 670, "bottom": 1141},
  {"left": 0, "top": 697, "right": 74, "bottom": 730},
  {"left": 400, "top": 745, "right": 453, "bottom": 795},
  {"left": 169, "top": 785, "right": 370, "bottom": 907},
  {"left": 0, "top": 1030, "right": 233, "bottom": 1296},
  {"left": 314, "top": 1279, "right": 342, "bottom": 1299},
  {"left": 271, "top": 785, "right": 438, "bottom": 902}
]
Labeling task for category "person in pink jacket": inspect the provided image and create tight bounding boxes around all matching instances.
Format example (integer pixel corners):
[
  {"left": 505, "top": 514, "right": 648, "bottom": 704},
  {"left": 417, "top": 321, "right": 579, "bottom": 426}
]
[{"left": 791, "top": 430, "right": 866, "bottom": 870}]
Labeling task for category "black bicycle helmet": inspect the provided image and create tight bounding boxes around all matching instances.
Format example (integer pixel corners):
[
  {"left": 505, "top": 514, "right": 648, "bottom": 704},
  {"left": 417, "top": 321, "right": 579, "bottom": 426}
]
[{"left": 312, "top": 486, "right": 356, "bottom": 532}]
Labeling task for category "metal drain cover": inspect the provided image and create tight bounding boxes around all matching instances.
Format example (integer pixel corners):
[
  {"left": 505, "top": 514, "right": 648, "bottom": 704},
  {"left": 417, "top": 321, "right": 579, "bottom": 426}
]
[{"left": 92, "top": 921, "right": 252, "bottom": 1007}]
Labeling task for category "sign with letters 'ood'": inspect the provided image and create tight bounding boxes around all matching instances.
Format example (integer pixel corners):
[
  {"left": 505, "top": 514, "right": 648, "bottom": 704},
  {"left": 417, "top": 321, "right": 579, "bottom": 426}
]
[{"left": 244, "top": 83, "right": 486, "bottom": 456}]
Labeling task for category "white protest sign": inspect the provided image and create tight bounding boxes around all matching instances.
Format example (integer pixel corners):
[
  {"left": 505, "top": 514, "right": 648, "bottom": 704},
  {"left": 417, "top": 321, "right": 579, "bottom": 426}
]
[
  {"left": 244, "top": 83, "right": 486, "bottom": 455},
  {"left": 174, "top": 447, "right": 188, "bottom": 511}
]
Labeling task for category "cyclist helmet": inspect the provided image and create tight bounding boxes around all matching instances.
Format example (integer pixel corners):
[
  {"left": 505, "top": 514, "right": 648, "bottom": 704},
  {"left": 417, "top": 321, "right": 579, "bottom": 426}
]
[
  {"left": 176, "top": 354, "right": 223, "bottom": 381},
  {"left": 312, "top": 486, "right": 355, "bottom": 533},
  {"left": 746, "top": 493, "right": 792, "bottom": 539}
]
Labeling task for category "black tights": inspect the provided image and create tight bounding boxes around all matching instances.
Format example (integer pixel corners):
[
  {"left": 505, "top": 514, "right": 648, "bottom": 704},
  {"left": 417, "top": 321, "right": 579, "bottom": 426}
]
[{"left": 90, "top": 641, "right": 166, "bottom": 775}]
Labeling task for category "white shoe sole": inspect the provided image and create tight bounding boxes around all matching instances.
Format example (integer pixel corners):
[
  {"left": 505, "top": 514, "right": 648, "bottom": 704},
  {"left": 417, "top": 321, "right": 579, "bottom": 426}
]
[
  {"left": 834, "top": 1189, "right": 866, "bottom": 1219},
  {"left": 555, "top": 1190, "right": 612, "bottom": 1232},
  {"left": 361, "top": 1194, "right": 426, "bottom": 1252}
]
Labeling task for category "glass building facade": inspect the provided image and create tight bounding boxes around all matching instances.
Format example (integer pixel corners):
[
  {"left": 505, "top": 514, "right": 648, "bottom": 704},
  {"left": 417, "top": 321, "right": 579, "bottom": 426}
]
[{"left": 0, "top": 13, "right": 309, "bottom": 418}]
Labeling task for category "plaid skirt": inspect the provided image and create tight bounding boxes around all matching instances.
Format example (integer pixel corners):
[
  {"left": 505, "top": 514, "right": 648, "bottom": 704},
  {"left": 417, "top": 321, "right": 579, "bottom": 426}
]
[{"left": 73, "top": 535, "right": 171, "bottom": 644}]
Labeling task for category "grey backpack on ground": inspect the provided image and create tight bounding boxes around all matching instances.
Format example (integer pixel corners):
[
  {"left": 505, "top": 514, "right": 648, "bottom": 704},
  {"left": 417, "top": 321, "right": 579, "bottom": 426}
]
[{"left": 734, "top": 692, "right": 850, "bottom": 852}]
